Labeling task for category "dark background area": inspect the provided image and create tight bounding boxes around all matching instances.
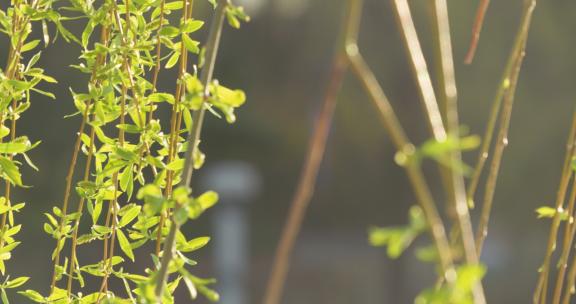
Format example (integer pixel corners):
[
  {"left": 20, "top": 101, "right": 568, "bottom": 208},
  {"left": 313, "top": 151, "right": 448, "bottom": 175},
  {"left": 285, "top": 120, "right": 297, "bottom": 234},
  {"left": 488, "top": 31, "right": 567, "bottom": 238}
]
[{"left": 1, "top": 0, "right": 575, "bottom": 302}]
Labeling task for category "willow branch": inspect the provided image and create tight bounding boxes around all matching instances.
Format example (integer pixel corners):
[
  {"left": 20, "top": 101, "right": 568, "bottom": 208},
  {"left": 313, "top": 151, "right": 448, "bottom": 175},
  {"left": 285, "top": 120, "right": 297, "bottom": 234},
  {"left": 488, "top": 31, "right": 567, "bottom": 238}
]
[
  {"left": 156, "top": 0, "right": 194, "bottom": 256},
  {"left": 553, "top": 176, "right": 576, "bottom": 304},
  {"left": 464, "top": 0, "right": 491, "bottom": 64},
  {"left": 476, "top": 0, "right": 536, "bottom": 256},
  {"left": 347, "top": 48, "right": 455, "bottom": 283},
  {"left": 154, "top": 0, "right": 227, "bottom": 300},
  {"left": 261, "top": 1, "right": 361, "bottom": 302},
  {"left": 534, "top": 107, "right": 576, "bottom": 304},
  {"left": 429, "top": 1, "right": 486, "bottom": 303},
  {"left": 391, "top": 0, "right": 446, "bottom": 142}
]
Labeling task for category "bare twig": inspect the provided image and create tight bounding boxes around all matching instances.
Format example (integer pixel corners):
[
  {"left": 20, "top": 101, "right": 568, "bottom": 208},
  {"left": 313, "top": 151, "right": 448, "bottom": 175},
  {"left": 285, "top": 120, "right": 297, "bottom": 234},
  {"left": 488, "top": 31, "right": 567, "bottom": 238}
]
[
  {"left": 391, "top": 0, "right": 446, "bottom": 142},
  {"left": 535, "top": 108, "right": 576, "bottom": 304},
  {"left": 429, "top": 1, "right": 486, "bottom": 303},
  {"left": 261, "top": 1, "right": 363, "bottom": 303},
  {"left": 553, "top": 176, "right": 576, "bottom": 304},
  {"left": 476, "top": 0, "right": 536, "bottom": 256},
  {"left": 465, "top": 0, "right": 491, "bottom": 64},
  {"left": 347, "top": 48, "right": 455, "bottom": 283}
]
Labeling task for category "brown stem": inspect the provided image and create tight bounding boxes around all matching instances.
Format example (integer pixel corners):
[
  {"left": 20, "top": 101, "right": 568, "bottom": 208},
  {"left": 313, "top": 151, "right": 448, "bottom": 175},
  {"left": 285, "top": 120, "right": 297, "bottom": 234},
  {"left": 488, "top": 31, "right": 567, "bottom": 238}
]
[
  {"left": 154, "top": 0, "right": 227, "bottom": 300},
  {"left": 65, "top": 122, "right": 96, "bottom": 296},
  {"left": 347, "top": 49, "right": 455, "bottom": 283},
  {"left": 476, "top": 0, "right": 536, "bottom": 257},
  {"left": 429, "top": 1, "right": 486, "bottom": 303},
  {"left": 49, "top": 19, "right": 111, "bottom": 293},
  {"left": 552, "top": 176, "right": 576, "bottom": 304},
  {"left": 535, "top": 108, "right": 576, "bottom": 304},
  {"left": 155, "top": 0, "right": 194, "bottom": 257},
  {"left": 464, "top": 0, "right": 491, "bottom": 64}
]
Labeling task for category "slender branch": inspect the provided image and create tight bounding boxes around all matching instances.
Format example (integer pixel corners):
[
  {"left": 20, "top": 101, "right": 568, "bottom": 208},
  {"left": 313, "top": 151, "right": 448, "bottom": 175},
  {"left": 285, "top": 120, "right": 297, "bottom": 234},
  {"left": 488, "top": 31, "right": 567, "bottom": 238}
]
[
  {"left": 552, "top": 176, "right": 576, "bottom": 304},
  {"left": 561, "top": 180, "right": 576, "bottom": 304},
  {"left": 391, "top": 0, "right": 446, "bottom": 142},
  {"left": 391, "top": 0, "right": 456, "bottom": 230},
  {"left": 468, "top": 1, "right": 536, "bottom": 209},
  {"left": 65, "top": 122, "right": 96, "bottom": 295},
  {"left": 430, "top": 2, "right": 486, "bottom": 303},
  {"left": 97, "top": 3, "right": 134, "bottom": 300},
  {"left": 260, "top": 0, "right": 361, "bottom": 301},
  {"left": 154, "top": 0, "right": 227, "bottom": 300},
  {"left": 347, "top": 49, "right": 455, "bottom": 282},
  {"left": 464, "top": 0, "right": 491, "bottom": 64},
  {"left": 156, "top": 0, "right": 194, "bottom": 256},
  {"left": 534, "top": 108, "right": 576, "bottom": 304},
  {"left": 49, "top": 19, "right": 111, "bottom": 293},
  {"left": 476, "top": 0, "right": 536, "bottom": 256}
]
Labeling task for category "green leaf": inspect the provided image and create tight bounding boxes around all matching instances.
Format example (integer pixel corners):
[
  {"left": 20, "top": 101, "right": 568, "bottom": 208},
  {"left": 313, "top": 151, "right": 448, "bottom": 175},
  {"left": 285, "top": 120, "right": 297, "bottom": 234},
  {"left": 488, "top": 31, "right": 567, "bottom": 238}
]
[
  {"left": 117, "top": 229, "right": 134, "bottom": 262},
  {"left": 21, "top": 40, "right": 40, "bottom": 52},
  {"left": 159, "top": 26, "right": 180, "bottom": 37},
  {"left": 138, "top": 184, "right": 165, "bottom": 215},
  {"left": 535, "top": 206, "right": 567, "bottom": 219},
  {"left": 1, "top": 288, "right": 8, "bottom": 304},
  {"left": 0, "top": 141, "right": 29, "bottom": 154},
  {"left": 17, "top": 290, "right": 45, "bottom": 303},
  {"left": 182, "top": 34, "right": 200, "bottom": 54},
  {"left": 165, "top": 51, "right": 180, "bottom": 69},
  {"left": 118, "top": 205, "right": 141, "bottom": 228},
  {"left": 4, "top": 277, "right": 29, "bottom": 289},
  {"left": 0, "top": 156, "right": 22, "bottom": 186},
  {"left": 181, "top": 20, "right": 204, "bottom": 33},
  {"left": 178, "top": 236, "right": 210, "bottom": 253},
  {"left": 368, "top": 206, "right": 426, "bottom": 258},
  {"left": 196, "top": 191, "right": 218, "bottom": 210},
  {"left": 174, "top": 206, "right": 189, "bottom": 226}
]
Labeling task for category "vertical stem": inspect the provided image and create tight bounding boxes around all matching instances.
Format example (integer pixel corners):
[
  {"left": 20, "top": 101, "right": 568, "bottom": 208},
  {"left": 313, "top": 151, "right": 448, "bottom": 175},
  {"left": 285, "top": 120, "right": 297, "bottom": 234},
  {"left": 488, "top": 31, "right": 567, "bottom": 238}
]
[
  {"left": 535, "top": 108, "right": 576, "bottom": 304},
  {"left": 391, "top": 0, "right": 446, "bottom": 142},
  {"left": 464, "top": 0, "right": 491, "bottom": 64},
  {"left": 156, "top": 0, "right": 194, "bottom": 257},
  {"left": 552, "top": 176, "right": 576, "bottom": 304},
  {"left": 49, "top": 19, "right": 111, "bottom": 293},
  {"left": 65, "top": 122, "right": 96, "bottom": 296},
  {"left": 430, "top": 1, "right": 486, "bottom": 303},
  {"left": 476, "top": 0, "right": 536, "bottom": 256},
  {"left": 261, "top": 1, "right": 362, "bottom": 302},
  {"left": 154, "top": 0, "right": 227, "bottom": 300},
  {"left": 391, "top": 0, "right": 455, "bottom": 228},
  {"left": 347, "top": 50, "right": 455, "bottom": 283}
]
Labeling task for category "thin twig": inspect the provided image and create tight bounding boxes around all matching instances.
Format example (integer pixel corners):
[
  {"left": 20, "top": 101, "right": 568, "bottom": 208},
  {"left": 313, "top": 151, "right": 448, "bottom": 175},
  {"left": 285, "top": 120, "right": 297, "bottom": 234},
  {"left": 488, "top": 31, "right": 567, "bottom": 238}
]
[
  {"left": 391, "top": 0, "right": 446, "bottom": 142},
  {"left": 553, "top": 175, "right": 576, "bottom": 304},
  {"left": 429, "top": 1, "right": 486, "bottom": 303},
  {"left": 49, "top": 17, "right": 111, "bottom": 293},
  {"left": 261, "top": 0, "right": 359, "bottom": 301},
  {"left": 347, "top": 48, "right": 455, "bottom": 283},
  {"left": 156, "top": 0, "right": 194, "bottom": 256},
  {"left": 154, "top": 0, "right": 227, "bottom": 300},
  {"left": 535, "top": 108, "right": 576, "bottom": 304},
  {"left": 464, "top": 0, "right": 491, "bottom": 64},
  {"left": 476, "top": 0, "right": 537, "bottom": 256}
]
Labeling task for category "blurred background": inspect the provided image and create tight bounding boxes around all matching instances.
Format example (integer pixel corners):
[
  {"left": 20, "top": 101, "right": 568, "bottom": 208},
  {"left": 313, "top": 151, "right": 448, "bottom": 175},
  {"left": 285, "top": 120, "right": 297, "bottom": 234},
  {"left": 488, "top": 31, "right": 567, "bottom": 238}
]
[{"left": 2, "top": 0, "right": 576, "bottom": 302}]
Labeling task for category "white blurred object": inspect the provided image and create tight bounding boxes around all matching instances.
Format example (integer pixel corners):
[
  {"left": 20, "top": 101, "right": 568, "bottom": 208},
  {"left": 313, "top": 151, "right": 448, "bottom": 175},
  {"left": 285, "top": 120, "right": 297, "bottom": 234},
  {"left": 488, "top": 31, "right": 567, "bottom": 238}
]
[{"left": 201, "top": 161, "right": 261, "bottom": 304}]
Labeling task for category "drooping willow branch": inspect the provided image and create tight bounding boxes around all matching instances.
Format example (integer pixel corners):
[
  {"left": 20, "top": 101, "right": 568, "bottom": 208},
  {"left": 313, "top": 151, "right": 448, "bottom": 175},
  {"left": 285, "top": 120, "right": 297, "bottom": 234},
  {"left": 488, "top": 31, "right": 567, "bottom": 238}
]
[
  {"left": 475, "top": 0, "right": 537, "bottom": 256},
  {"left": 261, "top": 1, "right": 360, "bottom": 302},
  {"left": 347, "top": 44, "right": 456, "bottom": 284},
  {"left": 534, "top": 109, "right": 576, "bottom": 304},
  {"left": 553, "top": 175, "right": 576, "bottom": 304},
  {"left": 393, "top": 1, "right": 485, "bottom": 302},
  {"left": 464, "top": 0, "right": 491, "bottom": 64},
  {"left": 154, "top": 0, "right": 228, "bottom": 299}
]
